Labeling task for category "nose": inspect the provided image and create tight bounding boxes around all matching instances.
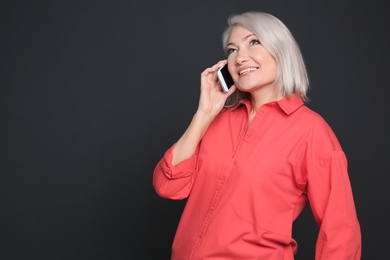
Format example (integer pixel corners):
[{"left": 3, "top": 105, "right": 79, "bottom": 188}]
[{"left": 235, "top": 50, "right": 249, "bottom": 65}]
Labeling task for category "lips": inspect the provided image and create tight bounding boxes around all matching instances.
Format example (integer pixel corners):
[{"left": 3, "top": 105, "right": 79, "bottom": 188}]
[{"left": 239, "top": 67, "right": 258, "bottom": 75}]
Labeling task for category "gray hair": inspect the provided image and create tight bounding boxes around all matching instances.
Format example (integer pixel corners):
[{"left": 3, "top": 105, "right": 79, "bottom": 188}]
[{"left": 222, "top": 11, "right": 309, "bottom": 106}]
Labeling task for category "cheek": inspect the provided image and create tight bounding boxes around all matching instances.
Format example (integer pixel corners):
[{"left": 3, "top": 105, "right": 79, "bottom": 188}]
[
  {"left": 227, "top": 56, "right": 235, "bottom": 66},
  {"left": 264, "top": 57, "right": 277, "bottom": 79},
  {"left": 227, "top": 58, "right": 236, "bottom": 76}
]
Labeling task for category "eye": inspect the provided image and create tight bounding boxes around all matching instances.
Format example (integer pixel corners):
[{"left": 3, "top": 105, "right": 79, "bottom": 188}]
[
  {"left": 249, "top": 39, "right": 261, "bottom": 46},
  {"left": 227, "top": 48, "right": 237, "bottom": 55}
]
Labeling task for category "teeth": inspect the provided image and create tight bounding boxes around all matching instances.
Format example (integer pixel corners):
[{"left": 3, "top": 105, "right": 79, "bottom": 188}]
[{"left": 239, "top": 67, "right": 257, "bottom": 75}]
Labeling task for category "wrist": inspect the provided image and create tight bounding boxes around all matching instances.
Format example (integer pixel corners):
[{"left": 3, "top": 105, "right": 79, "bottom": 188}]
[{"left": 194, "top": 110, "right": 217, "bottom": 125}]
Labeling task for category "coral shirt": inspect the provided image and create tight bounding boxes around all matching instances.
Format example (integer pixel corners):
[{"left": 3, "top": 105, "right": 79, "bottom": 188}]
[{"left": 153, "top": 95, "right": 361, "bottom": 259}]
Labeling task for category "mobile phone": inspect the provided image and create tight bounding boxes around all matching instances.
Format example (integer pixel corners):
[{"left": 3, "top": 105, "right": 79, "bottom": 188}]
[{"left": 217, "top": 64, "right": 234, "bottom": 92}]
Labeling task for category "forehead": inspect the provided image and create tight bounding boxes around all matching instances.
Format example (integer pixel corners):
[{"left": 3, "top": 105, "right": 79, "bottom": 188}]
[{"left": 228, "top": 25, "right": 255, "bottom": 43}]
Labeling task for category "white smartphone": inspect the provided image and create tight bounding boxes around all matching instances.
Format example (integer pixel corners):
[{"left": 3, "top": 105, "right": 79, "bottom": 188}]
[{"left": 217, "top": 64, "right": 234, "bottom": 92}]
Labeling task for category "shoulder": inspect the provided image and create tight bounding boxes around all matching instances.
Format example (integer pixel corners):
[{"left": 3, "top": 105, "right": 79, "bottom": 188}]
[
  {"left": 297, "top": 105, "right": 343, "bottom": 152},
  {"left": 295, "top": 105, "right": 331, "bottom": 128}
]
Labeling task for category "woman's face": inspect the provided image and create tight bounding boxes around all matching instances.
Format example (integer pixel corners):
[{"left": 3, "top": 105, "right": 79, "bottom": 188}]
[{"left": 226, "top": 25, "right": 277, "bottom": 95}]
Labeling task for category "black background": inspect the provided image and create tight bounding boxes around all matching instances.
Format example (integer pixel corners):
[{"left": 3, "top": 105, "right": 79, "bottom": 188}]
[{"left": 1, "top": 1, "right": 388, "bottom": 259}]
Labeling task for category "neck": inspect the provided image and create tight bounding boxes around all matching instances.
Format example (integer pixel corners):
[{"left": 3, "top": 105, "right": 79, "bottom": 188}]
[{"left": 250, "top": 91, "right": 283, "bottom": 113}]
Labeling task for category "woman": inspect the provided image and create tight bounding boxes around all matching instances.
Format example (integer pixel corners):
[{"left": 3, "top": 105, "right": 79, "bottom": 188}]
[{"left": 153, "top": 11, "right": 361, "bottom": 259}]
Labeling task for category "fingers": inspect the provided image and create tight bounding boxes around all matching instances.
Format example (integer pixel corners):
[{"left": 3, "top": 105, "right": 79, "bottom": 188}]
[
  {"left": 213, "top": 60, "right": 228, "bottom": 72},
  {"left": 201, "top": 60, "right": 227, "bottom": 75},
  {"left": 226, "top": 85, "right": 236, "bottom": 96},
  {"left": 212, "top": 60, "right": 227, "bottom": 70},
  {"left": 201, "top": 60, "right": 227, "bottom": 84}
]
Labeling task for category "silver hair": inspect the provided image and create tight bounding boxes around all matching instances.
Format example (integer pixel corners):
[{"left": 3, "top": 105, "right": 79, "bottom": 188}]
[{"left": 222, "top": 11, "right": 309, "bottom": 106}]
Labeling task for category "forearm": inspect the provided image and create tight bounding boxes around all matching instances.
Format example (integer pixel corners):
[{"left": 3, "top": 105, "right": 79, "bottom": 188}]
[
  {"left": 309, "top": 151, "right": 361, "bottom": 259},
  {"left": 172, "top": 60, "right": 233, "bottom": 165},
  {"left": 172, "top": 111, "right": 215, "bottom": 165}
]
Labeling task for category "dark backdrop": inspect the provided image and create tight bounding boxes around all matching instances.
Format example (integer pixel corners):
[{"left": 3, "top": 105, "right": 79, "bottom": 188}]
[{"left": 1, "top": 0, "right": 388, "bottom": 259}]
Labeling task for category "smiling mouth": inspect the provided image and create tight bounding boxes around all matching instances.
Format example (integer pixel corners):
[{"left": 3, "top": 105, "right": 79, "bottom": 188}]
[{"left": 239, "top": 67, "right": 258, "bottom": 75}]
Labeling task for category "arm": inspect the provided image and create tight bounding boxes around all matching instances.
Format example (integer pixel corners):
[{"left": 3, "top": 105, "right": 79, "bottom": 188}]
[
  {"left": 172, "top": 60, "right": 236, "bottom": 165},
  {"left": 308, "top": 149, "right": 361, "bottom": 259},
  {"left": 153, "top": 60, "right": 236, "bottom": 199}
]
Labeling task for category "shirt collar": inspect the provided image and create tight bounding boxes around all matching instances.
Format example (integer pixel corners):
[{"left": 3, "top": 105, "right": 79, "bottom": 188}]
[
  {"left": 235, "top": 94, "right": 304, "bottom": 115},
  {"left": 275, "top": 94, "right": 304, "bottom": 115}
]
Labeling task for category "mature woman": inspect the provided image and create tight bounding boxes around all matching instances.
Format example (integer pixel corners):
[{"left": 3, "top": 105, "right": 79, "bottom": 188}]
[{"left": 153, "top": 11, "right": 361, "bottom": 259}]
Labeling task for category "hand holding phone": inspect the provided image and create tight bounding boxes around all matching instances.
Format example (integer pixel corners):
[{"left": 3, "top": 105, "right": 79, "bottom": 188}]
[{"left": 217, "top": 64, "right": 234, "bottom": 92}]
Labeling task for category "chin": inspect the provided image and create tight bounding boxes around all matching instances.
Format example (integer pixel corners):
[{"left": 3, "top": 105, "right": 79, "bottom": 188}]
[{"left": 236, "top": 85, "right": 255, "bottom": 93}]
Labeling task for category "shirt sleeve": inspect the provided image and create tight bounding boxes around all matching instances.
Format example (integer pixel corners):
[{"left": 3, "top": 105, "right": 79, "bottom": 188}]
[
  {"left": 153, "top": 144, "right": 199, "bottom": 200},
  {"left": 307, "top": 149, "right": 362, "bottom": 259}
]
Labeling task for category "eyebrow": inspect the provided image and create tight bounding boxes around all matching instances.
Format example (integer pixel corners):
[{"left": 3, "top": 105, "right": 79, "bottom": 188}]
[{"left": 226, "top": 33, "right": 257, "bottom": 47}]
